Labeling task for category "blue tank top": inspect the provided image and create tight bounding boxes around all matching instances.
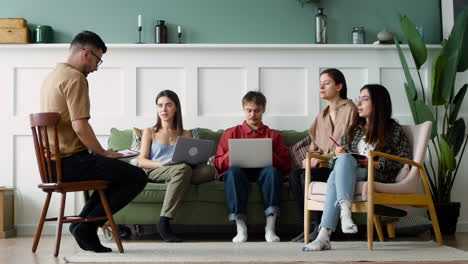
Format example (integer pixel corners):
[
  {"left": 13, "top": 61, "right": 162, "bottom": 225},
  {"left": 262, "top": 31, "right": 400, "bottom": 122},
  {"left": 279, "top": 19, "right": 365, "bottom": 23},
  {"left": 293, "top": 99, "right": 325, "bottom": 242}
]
[{"left": 149, "top": 141, "right": 175, "bottom": 161}]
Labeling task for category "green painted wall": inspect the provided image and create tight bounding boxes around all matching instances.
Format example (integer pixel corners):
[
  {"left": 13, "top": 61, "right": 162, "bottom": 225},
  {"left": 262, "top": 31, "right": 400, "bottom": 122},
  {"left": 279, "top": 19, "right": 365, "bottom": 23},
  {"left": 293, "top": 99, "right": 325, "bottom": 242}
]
[{"left": 0, "top": 0, "right": 441, "bottom": 44}]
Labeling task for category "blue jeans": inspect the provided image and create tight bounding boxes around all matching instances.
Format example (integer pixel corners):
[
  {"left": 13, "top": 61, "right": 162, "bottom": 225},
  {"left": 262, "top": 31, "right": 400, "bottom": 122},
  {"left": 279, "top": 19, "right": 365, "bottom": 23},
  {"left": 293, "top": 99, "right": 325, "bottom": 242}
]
[
  {"left": 320, "top": 153, "right": 367, "bottom": 229},
  {"left": 224, "top": 166, "right": 282, "bottom": 221}
]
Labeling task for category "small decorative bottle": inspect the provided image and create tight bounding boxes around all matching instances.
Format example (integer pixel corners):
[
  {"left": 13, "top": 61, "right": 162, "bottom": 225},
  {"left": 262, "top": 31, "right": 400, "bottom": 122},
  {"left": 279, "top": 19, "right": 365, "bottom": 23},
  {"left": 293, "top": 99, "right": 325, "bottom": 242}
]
[
  {"left": 315, "top": 8, "right": 327, "bottom": 44},
  {"left": 154, "top": 20, "right": 167, "bottom": 43},
  {"left": 352, "top": 27, "right": 365, "bottom": 44}
]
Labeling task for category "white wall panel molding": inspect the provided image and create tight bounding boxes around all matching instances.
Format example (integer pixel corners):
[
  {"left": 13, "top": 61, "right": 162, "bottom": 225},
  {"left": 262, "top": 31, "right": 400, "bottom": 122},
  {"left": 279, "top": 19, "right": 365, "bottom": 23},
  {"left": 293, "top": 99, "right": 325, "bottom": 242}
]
[{"left": 2, "top": 44, "right": 468, "bottom": 234}]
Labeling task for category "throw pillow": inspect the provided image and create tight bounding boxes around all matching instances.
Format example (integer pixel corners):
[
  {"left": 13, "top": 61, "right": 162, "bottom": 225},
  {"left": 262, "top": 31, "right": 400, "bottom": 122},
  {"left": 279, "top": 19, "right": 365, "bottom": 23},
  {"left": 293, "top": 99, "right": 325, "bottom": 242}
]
[
  {"left": 129, "top": 127, "right": 143, "bottom": 166},
  {"left": 289, "top": 136, "right": 311, "bottom": 169},
  {"left": 131, "top": 127, "right": 143, "bottom": 151}
]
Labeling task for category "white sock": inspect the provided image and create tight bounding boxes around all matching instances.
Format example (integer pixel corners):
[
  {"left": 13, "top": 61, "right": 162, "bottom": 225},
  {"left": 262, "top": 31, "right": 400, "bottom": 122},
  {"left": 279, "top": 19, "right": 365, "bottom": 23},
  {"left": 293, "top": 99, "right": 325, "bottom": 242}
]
[
  {"left": 339, "top": 200, "right": 357, "bottom": 234},
  {"left": 302, "top": 227, "right": 331, "bottom": 251},
  {"left": 265, "top": 214, "right": 280, "bottom": 242},
  {"left": 232, "top": 219, "right": 248, "bottom": 243}
]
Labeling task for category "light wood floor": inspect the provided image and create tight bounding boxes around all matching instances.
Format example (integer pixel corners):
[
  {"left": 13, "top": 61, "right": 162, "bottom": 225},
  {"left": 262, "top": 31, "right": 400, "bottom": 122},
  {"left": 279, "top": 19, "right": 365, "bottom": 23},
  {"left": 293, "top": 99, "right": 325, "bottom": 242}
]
[{"left": 1, "top": 233, "right": 467, "bottom": 264}]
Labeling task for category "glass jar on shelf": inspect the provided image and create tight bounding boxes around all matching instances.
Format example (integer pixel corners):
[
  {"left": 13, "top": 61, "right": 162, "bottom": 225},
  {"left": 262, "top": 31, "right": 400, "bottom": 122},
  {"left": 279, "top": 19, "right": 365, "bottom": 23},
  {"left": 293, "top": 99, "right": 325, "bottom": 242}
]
[{"left": 352, "top": 27, "right": 365, "bottom": 44}]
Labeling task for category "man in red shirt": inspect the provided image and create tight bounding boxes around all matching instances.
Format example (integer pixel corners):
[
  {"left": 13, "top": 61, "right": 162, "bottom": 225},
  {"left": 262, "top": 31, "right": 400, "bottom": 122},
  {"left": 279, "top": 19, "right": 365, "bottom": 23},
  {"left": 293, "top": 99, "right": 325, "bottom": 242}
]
[{"left": 214, "top": 91, "right": 290, "bottom": 243}]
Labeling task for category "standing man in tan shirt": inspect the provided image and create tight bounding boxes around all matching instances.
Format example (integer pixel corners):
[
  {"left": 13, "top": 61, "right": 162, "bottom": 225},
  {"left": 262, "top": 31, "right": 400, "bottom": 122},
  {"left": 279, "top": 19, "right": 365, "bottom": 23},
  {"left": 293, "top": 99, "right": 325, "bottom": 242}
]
[{"left": 40, "top": 31, "right": 147, "bottom": 253}]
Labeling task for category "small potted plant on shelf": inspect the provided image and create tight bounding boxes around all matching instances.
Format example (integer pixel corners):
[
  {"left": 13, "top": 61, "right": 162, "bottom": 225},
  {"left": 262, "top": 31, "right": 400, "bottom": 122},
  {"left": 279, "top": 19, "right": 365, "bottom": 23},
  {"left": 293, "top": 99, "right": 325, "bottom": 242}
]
[{"left": 394, "top": 9, "right": 468, "bottom": 235}]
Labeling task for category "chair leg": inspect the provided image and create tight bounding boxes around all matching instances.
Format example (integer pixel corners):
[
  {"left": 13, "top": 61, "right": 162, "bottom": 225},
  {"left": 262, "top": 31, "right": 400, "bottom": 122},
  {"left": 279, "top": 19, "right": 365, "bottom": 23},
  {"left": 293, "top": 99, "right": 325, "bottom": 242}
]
[
  {"left": 367, "top": 205, "right": 375, "bottom": 250},
  {"left": 32, "top": 192, "right": 52, "bottom": 253},
  {"left": 98, "top": 190, "right": 124, "bottom": 253},
  {"left": 386, "top": 222, "right": 396, "bottom": 239},
  {"left": 54, "top": 192, "right": 66, "bottom": 257},
  {"left": 373, "top": 215, "right": 384, "bottom": 242},
  {"left": 83, "top": 190, "right": 90, "bottom": 203},
  {"left": 427, "top": 203, "right": 443, "bottom": 245},
  {"left": 304, "top": 208, "right": 310, "bottom": 244}
]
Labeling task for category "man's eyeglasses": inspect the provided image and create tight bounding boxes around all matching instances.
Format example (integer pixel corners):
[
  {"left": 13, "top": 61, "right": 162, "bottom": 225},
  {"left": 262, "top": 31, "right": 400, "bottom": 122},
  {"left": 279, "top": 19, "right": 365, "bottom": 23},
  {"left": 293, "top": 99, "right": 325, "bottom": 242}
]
[
  {"left": 355, "top": 95, "right": 370, "bottom": 103},
  {"left": 83, "top": 48, "right": 103, "bottom": 66}
]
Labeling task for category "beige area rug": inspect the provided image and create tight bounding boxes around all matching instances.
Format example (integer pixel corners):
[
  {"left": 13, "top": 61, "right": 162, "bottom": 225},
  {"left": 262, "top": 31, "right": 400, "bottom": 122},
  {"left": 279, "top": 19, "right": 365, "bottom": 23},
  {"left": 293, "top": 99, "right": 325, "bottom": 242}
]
[{"left": 64, "top": 241, "right": 468, "bottom": 263}]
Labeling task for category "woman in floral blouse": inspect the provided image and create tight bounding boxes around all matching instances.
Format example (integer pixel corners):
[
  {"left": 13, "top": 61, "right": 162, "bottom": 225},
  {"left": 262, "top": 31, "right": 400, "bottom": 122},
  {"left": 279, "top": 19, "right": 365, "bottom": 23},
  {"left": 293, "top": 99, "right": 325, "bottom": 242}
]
[{"left": 303, "top": 84, "right": 411, "bottom": 251}]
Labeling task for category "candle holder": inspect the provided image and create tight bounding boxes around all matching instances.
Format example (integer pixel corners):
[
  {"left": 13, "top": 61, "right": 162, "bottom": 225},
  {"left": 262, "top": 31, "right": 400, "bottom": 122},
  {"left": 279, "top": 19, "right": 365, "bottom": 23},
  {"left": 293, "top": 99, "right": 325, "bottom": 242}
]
[
  {"left": 177, "top": 32, "right": 182, "bottom": 44},
  {"left": 137, "top": 26, "right": 142, "bottom": 44}
]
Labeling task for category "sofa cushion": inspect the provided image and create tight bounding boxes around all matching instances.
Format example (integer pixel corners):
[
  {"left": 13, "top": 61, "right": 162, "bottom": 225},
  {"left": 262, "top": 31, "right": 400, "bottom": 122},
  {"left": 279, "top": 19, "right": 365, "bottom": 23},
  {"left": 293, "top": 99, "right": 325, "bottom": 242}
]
[
  {"left": 278, "top": 130, "right": 309, "bottom": 147},
  {"left": 108, "top": 128, "right": 133, "bottom": 151}
]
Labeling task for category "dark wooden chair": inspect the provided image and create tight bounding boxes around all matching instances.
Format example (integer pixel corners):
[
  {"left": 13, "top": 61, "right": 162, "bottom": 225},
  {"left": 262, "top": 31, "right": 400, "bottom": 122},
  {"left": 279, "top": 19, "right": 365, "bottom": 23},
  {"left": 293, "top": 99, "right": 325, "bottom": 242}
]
[{"left": 30, "top": 112, "right": 123, "bottom": 257}]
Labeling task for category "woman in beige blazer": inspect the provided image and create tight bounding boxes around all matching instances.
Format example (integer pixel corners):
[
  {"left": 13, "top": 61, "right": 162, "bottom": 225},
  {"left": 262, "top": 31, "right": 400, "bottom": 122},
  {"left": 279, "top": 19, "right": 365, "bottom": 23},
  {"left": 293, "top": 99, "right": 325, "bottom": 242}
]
[{"left": 289, "top": 68, "right": 358, "bottom": 242}]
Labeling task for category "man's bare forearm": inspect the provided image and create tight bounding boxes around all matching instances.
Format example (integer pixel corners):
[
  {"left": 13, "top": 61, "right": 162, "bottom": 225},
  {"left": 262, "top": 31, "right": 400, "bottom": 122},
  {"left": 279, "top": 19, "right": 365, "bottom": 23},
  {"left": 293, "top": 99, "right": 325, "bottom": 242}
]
[{"left": 72, "top": 119, "right": 106, "bottom": 155}]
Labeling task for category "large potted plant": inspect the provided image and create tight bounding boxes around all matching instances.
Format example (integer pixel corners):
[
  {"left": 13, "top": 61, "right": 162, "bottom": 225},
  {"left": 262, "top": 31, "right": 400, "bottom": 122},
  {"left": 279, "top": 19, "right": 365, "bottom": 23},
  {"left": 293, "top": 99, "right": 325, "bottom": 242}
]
[{"left": 394, "top": 9, "right": 468, "bottom": 235}]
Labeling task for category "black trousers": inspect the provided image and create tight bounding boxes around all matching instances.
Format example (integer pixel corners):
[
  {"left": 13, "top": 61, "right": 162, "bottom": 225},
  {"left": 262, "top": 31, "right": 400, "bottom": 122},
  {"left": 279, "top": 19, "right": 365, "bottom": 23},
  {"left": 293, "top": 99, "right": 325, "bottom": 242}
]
[
  {"left": 288, "top": 167, "right": 331, "bottom": 223},
  {"left": 53, "top": 151, "right": 148, "bottom": 226}
]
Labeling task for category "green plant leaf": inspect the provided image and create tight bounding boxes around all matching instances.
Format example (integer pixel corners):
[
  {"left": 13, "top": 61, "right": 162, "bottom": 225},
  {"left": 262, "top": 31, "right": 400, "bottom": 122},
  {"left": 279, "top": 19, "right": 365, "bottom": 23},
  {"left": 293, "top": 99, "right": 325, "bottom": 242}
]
[
  {"left": 414, "top": 99, "right": 437, "bottom": 138},
  {"left": 404, "top": 83, "right": 419, "bottom": 123},
  {"left": 449, "top": 84, "right": 468, "bottom": 124},
  {"left": 432, "top": 51, "right": 458, "bottom": 105},
  {"left": 395, "top": 36, "right": 417, "bottom": 101},
  {"left": 447, "top": 118, "right": 466, "bottom": 156},
  {"left": 440, "top": 137, "right": 456, "bottom": 171},
  {"left": 399, "top": 14, "right": 427, "bottom": 70},
  {"left": 431, "top": 51, "right": 447, "bottom": 105},
  {"left": 444, "top": 8, "right": 468, "bottom": 72}
]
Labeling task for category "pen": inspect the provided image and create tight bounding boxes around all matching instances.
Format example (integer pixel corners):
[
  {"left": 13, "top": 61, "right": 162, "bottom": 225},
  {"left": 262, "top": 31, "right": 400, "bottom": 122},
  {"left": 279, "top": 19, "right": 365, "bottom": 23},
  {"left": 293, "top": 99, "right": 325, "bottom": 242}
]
[{"left": 329, "top": 136, "right": 340, "bottom": 147}]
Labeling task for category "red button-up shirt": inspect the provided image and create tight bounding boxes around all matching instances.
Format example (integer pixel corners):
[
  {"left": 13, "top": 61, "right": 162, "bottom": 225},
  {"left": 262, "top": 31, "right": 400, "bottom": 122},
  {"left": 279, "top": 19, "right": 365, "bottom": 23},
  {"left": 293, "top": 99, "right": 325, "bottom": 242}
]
[{"left": 214, "top": 121, "right": 291, "bottom": 179}]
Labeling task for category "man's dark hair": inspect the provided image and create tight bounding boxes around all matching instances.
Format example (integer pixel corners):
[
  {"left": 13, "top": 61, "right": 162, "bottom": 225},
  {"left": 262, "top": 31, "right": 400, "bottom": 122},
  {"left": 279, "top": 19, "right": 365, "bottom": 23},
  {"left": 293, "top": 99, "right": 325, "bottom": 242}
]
[
  {"left": 70, "top": 30, "right": 107, "bottom": 53},
  {"left": 242, "top": 91, "right": 267, "bottom": 108}
]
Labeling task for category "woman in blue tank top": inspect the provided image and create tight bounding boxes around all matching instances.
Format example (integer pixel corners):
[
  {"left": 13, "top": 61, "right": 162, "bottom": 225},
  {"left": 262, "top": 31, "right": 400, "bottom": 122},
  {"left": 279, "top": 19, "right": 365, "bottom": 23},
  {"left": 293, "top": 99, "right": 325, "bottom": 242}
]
[{"left": 137, "top": 90, "right": 215, "bottom": 242}]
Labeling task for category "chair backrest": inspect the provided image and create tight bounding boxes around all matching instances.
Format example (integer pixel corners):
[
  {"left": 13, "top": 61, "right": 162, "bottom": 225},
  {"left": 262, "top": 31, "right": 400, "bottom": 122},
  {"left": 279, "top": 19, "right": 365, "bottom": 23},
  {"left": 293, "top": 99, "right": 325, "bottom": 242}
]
[
  {"left": 30, "top": 112, "right": 62, "bottom": 184},
  {"left": 394, "top": 121, "right": 432, "bottom": 187}
]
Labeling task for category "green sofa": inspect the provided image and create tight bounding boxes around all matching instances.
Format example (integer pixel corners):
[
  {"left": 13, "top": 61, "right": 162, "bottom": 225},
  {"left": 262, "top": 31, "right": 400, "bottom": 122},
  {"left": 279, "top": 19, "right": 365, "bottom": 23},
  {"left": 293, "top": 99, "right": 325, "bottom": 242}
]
[{"left": 107, "top": 127, "right": 308, "bottom": 235}]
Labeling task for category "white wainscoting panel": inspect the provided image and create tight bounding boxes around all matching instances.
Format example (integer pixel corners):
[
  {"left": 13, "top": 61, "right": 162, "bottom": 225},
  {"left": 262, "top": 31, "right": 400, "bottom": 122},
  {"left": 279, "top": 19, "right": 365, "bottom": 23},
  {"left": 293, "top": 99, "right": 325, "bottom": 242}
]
[
  {"left": 2, "top": 44, "right": 468, "bottom": 233},
  {"left": 259, "top": 67, "right": 307, "bottom": 116},
  {"left": 137, "top": 67, "right": 186, "bottom": 116},
  {"left": 198, "top": 67, "right": 247, "bottom": 116},
  {"left": 87, "top": 68, "right": 125, "bottom": 117},
  {"left": 14, "top": 68, "right": 52, "bottom": 117},
  {"left": 14, "top": 135, "right": 75, "bottom": 234}
]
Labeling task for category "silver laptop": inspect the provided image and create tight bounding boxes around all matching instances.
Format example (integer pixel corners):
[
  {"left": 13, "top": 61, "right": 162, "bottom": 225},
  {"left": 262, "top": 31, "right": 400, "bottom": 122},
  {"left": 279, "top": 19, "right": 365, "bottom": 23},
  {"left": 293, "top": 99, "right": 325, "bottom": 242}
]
[
  {"left": 164, "top": 137, "right": 214, "bottom": 166},
  {"left": 228, "top": 138, "right": 272, "bottom": 168}
]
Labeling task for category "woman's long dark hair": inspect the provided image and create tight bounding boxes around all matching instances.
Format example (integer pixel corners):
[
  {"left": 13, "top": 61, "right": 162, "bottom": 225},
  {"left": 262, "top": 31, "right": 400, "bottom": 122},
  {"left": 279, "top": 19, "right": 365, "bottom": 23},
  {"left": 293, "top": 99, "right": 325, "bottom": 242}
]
[
  {"left": 348, "top": 84, "right": 393, "bottom": 148},
  {"left": 320, "top": 68, "right": 348, "bottom": 99},
  {"left": 154, "top": 90, "right": 184, "bottom": 135}
]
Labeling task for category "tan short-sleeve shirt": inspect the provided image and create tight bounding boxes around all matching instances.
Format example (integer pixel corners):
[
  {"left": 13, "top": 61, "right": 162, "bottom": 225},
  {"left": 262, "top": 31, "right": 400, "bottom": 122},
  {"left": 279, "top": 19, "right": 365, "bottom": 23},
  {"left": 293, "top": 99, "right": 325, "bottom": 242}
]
[{"left": 40, "top": 63, "right": 90, "bottom": 158}]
